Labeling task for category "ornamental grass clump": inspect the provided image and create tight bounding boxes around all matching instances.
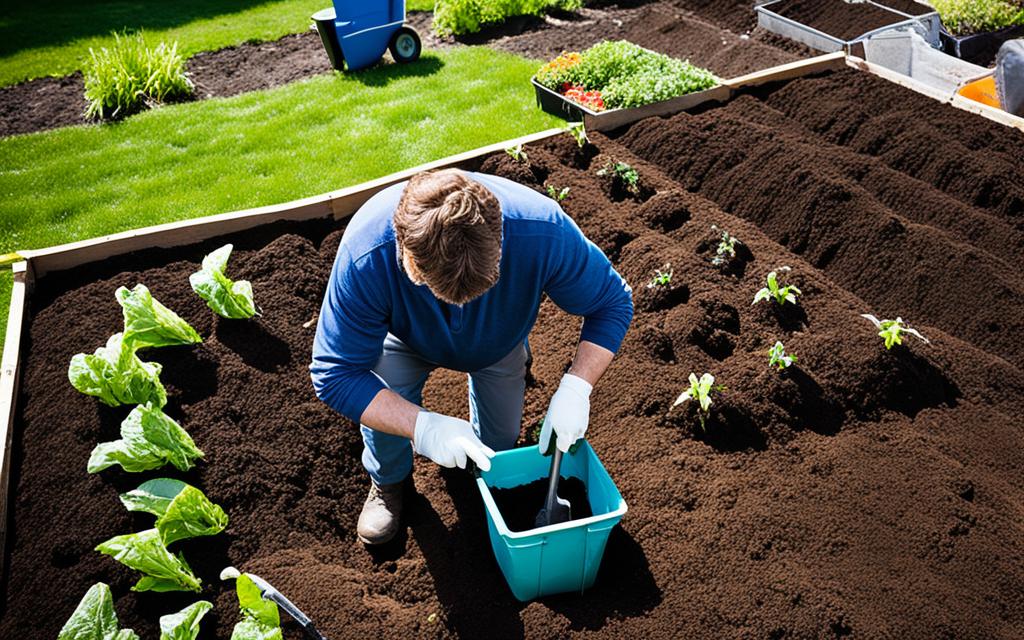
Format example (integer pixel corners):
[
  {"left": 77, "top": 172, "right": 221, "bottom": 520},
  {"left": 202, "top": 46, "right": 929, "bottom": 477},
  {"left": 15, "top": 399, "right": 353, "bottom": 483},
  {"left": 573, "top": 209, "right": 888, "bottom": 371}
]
[
  {"left": 537, "top": 40, "right": 717, "bottom": 110},
  {"left": 83, "top": 31, "right": 193, "bottom": 120},
  {"left": 931, "top": 0, "right": 1024, "bottom": 36},
  {"left": 434, "top": 0, "right": 583, "bottom": 37}
]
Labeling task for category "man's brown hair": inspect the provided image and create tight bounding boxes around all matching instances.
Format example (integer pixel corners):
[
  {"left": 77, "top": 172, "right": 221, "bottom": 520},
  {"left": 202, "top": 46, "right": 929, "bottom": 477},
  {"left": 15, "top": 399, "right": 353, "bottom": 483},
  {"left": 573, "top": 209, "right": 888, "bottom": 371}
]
[{"left": 393, "top": 170, "right": 502, "bottom": 305}]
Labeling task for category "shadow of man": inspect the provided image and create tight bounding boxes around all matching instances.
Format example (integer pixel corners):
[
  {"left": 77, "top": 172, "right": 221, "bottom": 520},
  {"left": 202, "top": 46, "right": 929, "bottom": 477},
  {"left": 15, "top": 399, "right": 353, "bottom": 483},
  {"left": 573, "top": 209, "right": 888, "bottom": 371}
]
[{"left": 371, "top": 466, "right": 662, "bottom": 637}]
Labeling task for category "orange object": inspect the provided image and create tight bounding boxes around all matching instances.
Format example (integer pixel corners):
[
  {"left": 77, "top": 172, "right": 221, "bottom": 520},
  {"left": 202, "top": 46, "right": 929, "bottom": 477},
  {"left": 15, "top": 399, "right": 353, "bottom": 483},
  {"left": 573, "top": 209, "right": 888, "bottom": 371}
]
[{"left": 959, "top": 76, "right": 1002, "bottom": 109}]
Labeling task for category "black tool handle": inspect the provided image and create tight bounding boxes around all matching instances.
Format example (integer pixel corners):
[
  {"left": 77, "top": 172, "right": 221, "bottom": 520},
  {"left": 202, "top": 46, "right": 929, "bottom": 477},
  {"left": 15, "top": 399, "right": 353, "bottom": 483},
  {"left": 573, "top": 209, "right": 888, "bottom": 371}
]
[{"left": 542, "top": 448, "right": 564, "bottom": 524}]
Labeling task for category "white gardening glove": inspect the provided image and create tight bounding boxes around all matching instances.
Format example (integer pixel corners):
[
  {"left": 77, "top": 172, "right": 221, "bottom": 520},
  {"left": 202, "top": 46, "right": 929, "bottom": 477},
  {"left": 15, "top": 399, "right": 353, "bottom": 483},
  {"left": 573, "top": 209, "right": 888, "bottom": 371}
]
[
  {"left": 539, "top": 373, "right": 592, "bottom": 455},
  {"left": 413, "top": 411, "right": 496, "bottom": 472}
]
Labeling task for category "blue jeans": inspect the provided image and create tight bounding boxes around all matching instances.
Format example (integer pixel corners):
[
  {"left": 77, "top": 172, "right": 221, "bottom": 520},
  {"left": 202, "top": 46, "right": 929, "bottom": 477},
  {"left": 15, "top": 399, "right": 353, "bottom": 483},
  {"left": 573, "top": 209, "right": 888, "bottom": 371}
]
[{"left": 361, "top": 334, "right": 529, "bottom": 485}]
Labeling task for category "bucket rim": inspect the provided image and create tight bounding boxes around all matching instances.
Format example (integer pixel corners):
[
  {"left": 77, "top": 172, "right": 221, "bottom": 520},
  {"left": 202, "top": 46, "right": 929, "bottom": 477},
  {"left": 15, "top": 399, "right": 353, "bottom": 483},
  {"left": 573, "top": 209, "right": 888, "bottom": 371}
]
[{"left": 476, "top": 441, "right": 628, "bottom": 540}]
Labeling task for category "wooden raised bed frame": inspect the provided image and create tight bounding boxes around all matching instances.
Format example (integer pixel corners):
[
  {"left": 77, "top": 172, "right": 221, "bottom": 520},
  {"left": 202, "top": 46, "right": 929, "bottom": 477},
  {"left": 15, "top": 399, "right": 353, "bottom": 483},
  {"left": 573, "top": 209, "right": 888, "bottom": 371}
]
[{"left": 1, "top": 51, "right": 1022, "bottom": 579}]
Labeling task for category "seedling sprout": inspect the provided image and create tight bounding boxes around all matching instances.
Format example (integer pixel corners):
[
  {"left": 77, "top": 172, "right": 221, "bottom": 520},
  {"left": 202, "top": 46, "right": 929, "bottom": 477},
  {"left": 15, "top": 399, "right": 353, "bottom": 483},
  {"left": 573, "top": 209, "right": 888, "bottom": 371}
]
[
  {"left": 647, "top": 263, "right": 673, "bottom": 288},
  {"left": 861, "top": 314, "right": 930, "bottom": 350},
  {"left": 597, "top": 161, "right": 641, "bottom": 196},
  {"left": 753, "top": 267, "right": 801, "bottom": 306},
  {"left": 710, "top": 225, "right": 741, "bottom": 266},
  {"left": 546, "top": 185, "right": 570, "bottom": 202},
  {"left": 673, "top": 372, "right": 724, "bottom": 430},
  {"left": 566, "top": 121, "right": 589, "bottom": 148},
  {"left": 505, "top": 143, "right": 528, "bottom": 163},
  {"left": 768, "top": 341, "right": 797, "bottom": 370}
]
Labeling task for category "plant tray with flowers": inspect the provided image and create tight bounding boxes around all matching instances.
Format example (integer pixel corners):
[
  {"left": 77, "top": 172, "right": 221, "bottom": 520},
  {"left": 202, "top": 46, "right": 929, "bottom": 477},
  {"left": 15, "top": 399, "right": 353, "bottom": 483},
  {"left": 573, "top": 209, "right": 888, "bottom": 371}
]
[{"left": 531, "top": 41, "right": 729, "bottom": 131}]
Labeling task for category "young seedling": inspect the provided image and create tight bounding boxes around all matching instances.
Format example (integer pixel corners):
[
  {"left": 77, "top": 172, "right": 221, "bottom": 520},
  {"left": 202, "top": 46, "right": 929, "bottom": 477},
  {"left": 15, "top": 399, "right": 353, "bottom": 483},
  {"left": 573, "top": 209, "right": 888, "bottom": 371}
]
[
  {"left": 505, "top": 143, "right": 529, "bottom": 164},
  {"left": 768, "top": 341, "right": 797, "bottom": 370},
  {"left": 710, "top": 225, "right": 741, "bottom": 266},
  {"left": 861, "top": 314, "right": 930, "bottom": 350},
  {"left": 597, "top": 161, "right": 641, "bottom": 196},
  {"left": 672, "top": 373, "right": 724, "bottom": 430},
  {"left": 566, "top": 121, "right": 589, "bottom": 148},
  {"left": 753, "top": 267, "right": 801, "bottom": 306},
  {"left": 646, "top": 263, "right": 673, "bottom": 288},
  {"left": 546, "top": 185, "right": 570, "bottom": 202}
]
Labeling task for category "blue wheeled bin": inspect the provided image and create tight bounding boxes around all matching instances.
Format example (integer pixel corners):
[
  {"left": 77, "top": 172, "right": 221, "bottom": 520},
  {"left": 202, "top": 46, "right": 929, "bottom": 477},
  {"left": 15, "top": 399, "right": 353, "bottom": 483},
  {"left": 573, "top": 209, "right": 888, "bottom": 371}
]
[{"left": 312, "top": 0, "right": 422, "bottom": 72}]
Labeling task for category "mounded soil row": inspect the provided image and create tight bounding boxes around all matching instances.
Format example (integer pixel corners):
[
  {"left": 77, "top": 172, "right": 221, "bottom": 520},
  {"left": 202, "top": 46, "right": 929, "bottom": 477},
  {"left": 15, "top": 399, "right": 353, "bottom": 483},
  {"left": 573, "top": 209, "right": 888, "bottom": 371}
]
[
  {"left": 614, "top": 68, "right": 1024, "bottom": 371},
  {"left": 2, "top": 67, "right": 1023, "bottom": 639}
]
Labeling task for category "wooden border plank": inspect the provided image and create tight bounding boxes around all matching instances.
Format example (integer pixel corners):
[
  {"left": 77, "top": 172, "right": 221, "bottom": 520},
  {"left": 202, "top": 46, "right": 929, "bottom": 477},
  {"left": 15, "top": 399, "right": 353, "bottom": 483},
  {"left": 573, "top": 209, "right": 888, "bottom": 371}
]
[
  {"left": 950, "top": 93, "right": 1024, "bottom": 133},
  {"left": 584, "top": 85, "right": 733, "bottom": 132},
  {"left": 847, "top": 55, "right": 1024, "bottom": 132},
  {"left": 20, "top": 127, "right": 566, "bottom": 277},
  {"left": 0, "top": 261, "right": 33, "bottom": 578},
  {"left": 724, "top": 51, "right": 847, "bottom": 89}
]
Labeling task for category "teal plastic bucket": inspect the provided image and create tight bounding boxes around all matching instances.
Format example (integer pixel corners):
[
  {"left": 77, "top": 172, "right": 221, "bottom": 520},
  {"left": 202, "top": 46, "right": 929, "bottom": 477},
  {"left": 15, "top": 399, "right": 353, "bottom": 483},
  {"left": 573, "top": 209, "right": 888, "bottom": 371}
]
[{"left": 476, "top": 440, "right": 627, "bottom": 601}]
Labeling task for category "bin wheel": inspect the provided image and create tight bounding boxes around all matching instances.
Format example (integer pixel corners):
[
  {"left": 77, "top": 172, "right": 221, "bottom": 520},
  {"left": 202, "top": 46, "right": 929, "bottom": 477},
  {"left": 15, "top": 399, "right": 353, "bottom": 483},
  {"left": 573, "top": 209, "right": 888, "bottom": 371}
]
[{"left": 390, "top": 26, "right": 421, "bottom": 63}]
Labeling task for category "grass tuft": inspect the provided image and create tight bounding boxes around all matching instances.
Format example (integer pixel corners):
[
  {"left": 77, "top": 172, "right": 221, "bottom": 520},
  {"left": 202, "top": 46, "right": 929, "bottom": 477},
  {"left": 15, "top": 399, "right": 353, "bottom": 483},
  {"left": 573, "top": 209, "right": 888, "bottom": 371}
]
[{"left": 84, "top": 31, "right": 193, "bottom": 120}]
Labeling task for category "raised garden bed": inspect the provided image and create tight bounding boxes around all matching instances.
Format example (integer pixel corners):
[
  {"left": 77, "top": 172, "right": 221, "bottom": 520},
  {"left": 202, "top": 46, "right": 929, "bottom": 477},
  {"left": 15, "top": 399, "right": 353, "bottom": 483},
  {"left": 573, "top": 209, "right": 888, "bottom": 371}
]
[
  {"left": 757, "top": 0, "right": 940, "bottom": 52},
  {"left": 1, "top": 58, "right": 1024, "bottom": 638}
]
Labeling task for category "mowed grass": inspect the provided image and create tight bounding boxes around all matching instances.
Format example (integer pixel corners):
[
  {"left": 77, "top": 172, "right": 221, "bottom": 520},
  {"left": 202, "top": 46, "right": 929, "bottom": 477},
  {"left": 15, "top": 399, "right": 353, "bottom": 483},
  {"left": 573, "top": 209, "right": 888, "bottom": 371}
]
[
  {"left": 0, "top": 46, "right": 557, "bottom": 340},
  {"left": 0, "top": 0, "right": 436, "bottom": 87}
]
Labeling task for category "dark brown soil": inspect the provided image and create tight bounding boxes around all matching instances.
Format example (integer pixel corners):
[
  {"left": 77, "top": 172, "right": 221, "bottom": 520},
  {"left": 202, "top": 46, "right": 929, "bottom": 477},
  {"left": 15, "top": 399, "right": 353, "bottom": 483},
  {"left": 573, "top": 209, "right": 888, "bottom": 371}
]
[
  {"left": 490, "top": 477, "right": 592, "bottom": 532},
  {"left": 774, "top": 0, "right": 916, "bottom": 41},
  {"left": 876, "top": 0, "right": 934, "bottom": 16},
  {"left": 2, "top": 66, "right": 1023, "bottom": 639},
  {"left": 0, "top": 72, "right": 89, "bottom": 137}
]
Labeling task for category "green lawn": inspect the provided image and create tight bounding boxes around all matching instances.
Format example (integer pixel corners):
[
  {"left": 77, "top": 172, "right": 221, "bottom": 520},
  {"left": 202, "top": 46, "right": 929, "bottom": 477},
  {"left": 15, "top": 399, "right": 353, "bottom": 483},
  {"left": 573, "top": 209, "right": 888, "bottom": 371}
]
[
  {"left": 0, "top": 45, "right": 557, "bottom": 340},
  {"left": 0, "top": 0, "right": 436, "bottom": 87}
]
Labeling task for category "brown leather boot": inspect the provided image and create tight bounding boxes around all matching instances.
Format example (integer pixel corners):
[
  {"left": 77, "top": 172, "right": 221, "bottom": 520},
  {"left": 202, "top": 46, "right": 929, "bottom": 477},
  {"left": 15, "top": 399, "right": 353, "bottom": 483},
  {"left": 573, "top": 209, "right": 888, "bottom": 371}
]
[{"left": 356, "top": 480, "right": 404, "bottom": 545}]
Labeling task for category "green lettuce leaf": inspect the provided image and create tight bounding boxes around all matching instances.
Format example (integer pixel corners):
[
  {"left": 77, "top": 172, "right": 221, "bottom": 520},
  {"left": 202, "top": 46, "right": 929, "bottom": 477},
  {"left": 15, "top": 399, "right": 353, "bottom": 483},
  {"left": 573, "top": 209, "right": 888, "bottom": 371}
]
[
  {"left": 68, "top": 333, "right": 167, "bottom": 407},
  {"left": 120, "top": 478, "right": 228, "bottom": 545},
  {"left": 189, "top": 244, "right": 258, "bottom": 319},
  {"left": 58, "top": 582, "right": 140, "bottom": 640},
  {"left": 159, "top": 601, "right": 213, "bottom": 640},
  {"left": 117, "top": 284, "right": 202, "bottom": 349},
  {"left": 230, "top": 574, "right": 282, "bottom": 640},
  {"left": 88, "top": 404, "right": 203, "bottom": 474},
  {"left": 96, "top": 528, "right": 202, "bottom": 593}
]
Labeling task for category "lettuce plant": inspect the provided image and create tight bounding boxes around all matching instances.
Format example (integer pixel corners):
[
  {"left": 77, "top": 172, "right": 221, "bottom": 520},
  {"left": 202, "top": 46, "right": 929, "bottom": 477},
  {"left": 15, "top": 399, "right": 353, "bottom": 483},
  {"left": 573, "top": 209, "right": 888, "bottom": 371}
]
[
  {"left": 505, "top": 143, "right": 528, "bottom": 163},
  {"left": 96, "top": 528, "right": 202, "bottom": 593},
  {"left": 89, "top": 403, "right": 203, "bottom": 474},
  {"left": 121, "top": 478, "right": 228, "bottom": 545},
  {"left": 710, "top": 225, "right": 741, "bottom": 266},
  {"left": 566, "top": 121, "right": 588, "bottom": 147},
  {"left": 597, "top": 160, "right": 641, "bottom": 196},
  {"left": 861, "top": 314, "right": 930, "bottom": 350},
  {"left": 768, "top": 341, "right": 797, "bottom": 370},
  {"left": 753, "top": 267, "right": 801, "bottom": 306},
  {"left": 228, "top": 572, "right": 283, "bottom": 640},
  {"left": 68, "top": 333, "right": 168, "bottom": 407},
  {"left": 160, "top": 601, "right": 213, "bottom": 640},
  {"left": 546, "top": 185, "right": 570, "bottom": 202},
  {"left": 58, "top": 582, "right": 139, "bottom": 640},
  {"left": 190, "top": 244, "right": 258, "bottom": 319},
  {"left": 672, "top": 372, "right": 723, "bottom": 430},
  {"left": 118, "top": 284, "right": 201, "bottom": 350},
  {"left": 646, "top": 263, "right": 673, "bottom": 288}
]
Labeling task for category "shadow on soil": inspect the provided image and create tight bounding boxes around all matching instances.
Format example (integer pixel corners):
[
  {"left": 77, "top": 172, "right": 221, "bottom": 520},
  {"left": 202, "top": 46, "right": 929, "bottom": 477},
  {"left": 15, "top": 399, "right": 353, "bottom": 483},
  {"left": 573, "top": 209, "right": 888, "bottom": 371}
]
[
  {"left": 369, "top": 469, "right": 661, "bottom": 637},
  {"left": 215, "top": 319, "right": 290, "bottom": 373},
  {"left": 349, "top": 55, "right": 445, "bottom": 88}
]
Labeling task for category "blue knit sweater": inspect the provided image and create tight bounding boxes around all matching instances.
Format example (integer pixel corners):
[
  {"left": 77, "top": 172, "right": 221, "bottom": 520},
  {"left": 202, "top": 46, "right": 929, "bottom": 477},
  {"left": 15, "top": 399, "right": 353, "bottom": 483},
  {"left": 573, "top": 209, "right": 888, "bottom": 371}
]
[{"left": 310, "top": 172, "right": 633, "bottom": 423}]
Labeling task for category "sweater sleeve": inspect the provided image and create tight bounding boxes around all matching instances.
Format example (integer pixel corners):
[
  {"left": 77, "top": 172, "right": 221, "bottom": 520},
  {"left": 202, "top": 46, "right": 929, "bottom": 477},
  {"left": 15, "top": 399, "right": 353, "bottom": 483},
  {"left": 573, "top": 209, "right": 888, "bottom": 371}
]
[
  {"left": 309, "top": 246, "right": 390, "bottom": 423},
  {"left": 543, "top": 213, "right": 634, "bottom": 353}
]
